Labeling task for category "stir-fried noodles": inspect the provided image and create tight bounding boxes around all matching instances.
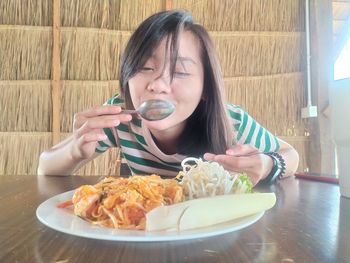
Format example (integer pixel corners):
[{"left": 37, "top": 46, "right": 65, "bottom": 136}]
[
  {"left": 58, "top": 158, "right": 252, "bottom": 230},
  {"left": 59, "top": 175, "right": 183, "bottom": 230}
]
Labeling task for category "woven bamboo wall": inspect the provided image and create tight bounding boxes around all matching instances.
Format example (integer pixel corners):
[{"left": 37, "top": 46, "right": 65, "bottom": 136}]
[{"left": 0, "top": 0, "right": 308, "bottom": 175}]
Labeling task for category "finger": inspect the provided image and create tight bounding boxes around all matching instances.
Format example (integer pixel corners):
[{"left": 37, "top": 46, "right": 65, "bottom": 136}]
[
  {"left": 203, "top": 152, "right": 215, "bottom": 161},
  {"left": 115, "top": 113, "right": 134, "bottom": 123},
  {"left": 84, "top": 113, "right": 132, "bottom": 125},
  {"left": 204, "top": 152, "right": 255, "bottom": 169},
  {"left": 250, "top": 176, "right": 260, "bottom": 186},
  {"left": 74, "top": 107, "right": 123, "bottom": 130},
  {"left": 75, "top": 118, "right": 118, "bottom": 138},
  {"left": 211, "top": 154, "right": 256, "bottom": 171},
  {"left": 74, "top": 118, "right": 116, "bottom": 134},
  {"left": 78, "top": 114, "right": 133, "bottom": 132},
  {"left": 77, "top": 105, "right": 122, "bottom": 118},
  {"left": 74, "top": 136, "right": 101, "bottom": 159},
  {"left": 74, "top": 113, "right": 133, "bottom": 139},
  {"left": 226, "top": 144, "right": 259, "bottom": 156},
  {"left": 80, "top": 133, "right": 108, "bottom": 143},
  {"left": 73, "top": 115, "right": 87, "bottom": 130}
]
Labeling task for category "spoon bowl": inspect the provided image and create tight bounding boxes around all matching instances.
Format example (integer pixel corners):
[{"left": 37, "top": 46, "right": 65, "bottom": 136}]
[{"left": 122, "top": 99, "right": 175, "bottom": 121}]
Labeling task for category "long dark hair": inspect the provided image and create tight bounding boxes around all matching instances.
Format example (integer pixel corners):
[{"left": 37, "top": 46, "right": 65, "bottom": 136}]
[{"left": 119, "top": 10, "right": 232, "bottom": 155}]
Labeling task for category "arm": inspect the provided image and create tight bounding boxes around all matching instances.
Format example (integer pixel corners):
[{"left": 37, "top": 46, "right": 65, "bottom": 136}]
[
  {"left": 206, "top": 106, "right": 299, "bottom": 185},
  {"left": 37, "top": 105, "right": 132, "bottom": 176},
  {"left": 37, "top": 136, "right": 102, "bottom": 176},
  {"left": 276, "top": 138, "right": 299, "bottom": 178},
  {"left": 203, "top": 141, "right": 299, "bottom": 186}
]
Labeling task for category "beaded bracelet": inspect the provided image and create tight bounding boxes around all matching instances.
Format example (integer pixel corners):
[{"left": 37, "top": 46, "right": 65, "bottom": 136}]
[{"left": 260, "top": 152, "right": 286, "bottom": 185}]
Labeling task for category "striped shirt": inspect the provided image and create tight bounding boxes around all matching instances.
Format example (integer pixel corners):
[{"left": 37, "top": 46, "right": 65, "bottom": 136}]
[{"left": 96, "top": 94, "right": 280, "bottom": 177}]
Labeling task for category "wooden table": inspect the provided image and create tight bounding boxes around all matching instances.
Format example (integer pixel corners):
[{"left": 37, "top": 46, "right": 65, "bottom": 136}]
[{"left": 0, "top": 175, "right": 349, "bottom": 263}]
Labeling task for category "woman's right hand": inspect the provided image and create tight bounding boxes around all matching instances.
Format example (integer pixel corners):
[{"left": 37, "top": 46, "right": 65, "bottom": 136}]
[{"left": 71, "top": 105, "right": 132, "bottom": 160}]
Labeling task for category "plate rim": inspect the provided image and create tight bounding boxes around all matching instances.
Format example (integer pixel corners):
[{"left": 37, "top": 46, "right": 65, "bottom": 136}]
[{"left": 36, "top": 190, "right": 264, "bottom": 242}]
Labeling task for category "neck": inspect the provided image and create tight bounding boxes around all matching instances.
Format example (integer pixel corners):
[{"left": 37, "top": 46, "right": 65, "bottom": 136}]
[{"left": 149, "top": 122, "right": 186, "bottom": 155}]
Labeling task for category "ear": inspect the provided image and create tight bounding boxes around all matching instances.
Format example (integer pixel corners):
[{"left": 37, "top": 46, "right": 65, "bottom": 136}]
[{"left": 201, "top": 90, "right": 207, "bottom": 101}]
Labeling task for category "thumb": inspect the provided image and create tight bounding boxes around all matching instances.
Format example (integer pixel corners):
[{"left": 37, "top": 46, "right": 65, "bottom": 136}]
[
  {"left": 203, "top": 152, "right": 215, "bottom": 161},
  {"left": 226, "top": 144, "right": 259, "bottom": 156}
]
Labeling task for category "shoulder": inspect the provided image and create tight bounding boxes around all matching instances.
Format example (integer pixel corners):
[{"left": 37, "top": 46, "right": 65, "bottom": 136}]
[
  {"left": 226, "top": 103, "right": 245, "bottom": 123},
  {"left": 225, "top": 103, "right": 280, "bottom": 152},
  {"left": 104, "top": 93, "right": 125, "bottom": 107},
  {"left": 225, "top": 103, "right": 255, "bottom": 135}
]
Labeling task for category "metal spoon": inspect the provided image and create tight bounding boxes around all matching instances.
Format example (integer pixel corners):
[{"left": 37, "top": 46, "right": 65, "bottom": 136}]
[{"left": 121, "top": 99, "right": 175, "bottom": 121}]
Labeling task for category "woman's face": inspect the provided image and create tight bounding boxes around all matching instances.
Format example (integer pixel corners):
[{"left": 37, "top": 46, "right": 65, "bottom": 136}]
[{"left": 128, "top": 30, "right": 204, "bottom": 134}]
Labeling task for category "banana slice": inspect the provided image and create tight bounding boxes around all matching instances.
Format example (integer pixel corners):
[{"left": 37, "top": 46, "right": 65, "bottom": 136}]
[{"left": 146, "top": 193, "right": 276, "bottom": 232}]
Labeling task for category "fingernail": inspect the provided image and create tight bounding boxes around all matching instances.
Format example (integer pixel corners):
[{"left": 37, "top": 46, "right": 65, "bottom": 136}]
[
  {"left": 226, "top": 149, "right": 234, "bottom": 155},
  {"left": 112, "top": 119, "right": 120, "bottom": 125},
  {"left": 204, "top": 153, "right": 214, "bottom": 160},
  {"left": 113, "top": 105, "right": 122, "bottom": 112},
  {"left": 99, "top": 134, "right": 107, "bottom": 140}
]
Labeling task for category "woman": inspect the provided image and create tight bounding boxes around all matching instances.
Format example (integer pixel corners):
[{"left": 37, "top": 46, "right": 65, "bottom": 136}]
[{"left": 38, "top": 10, "right": 299, "bottom": 185}]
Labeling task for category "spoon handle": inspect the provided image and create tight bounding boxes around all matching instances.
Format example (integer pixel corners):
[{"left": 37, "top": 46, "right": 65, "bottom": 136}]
[{"left": 120, "top": 109, "right": 138, "bottom": 114}]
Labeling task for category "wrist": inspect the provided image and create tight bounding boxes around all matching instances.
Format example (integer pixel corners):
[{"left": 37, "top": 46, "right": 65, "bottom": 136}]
[
  {"left": 69, "top": 143, "right": 86, "bottom": 163},
  {"left": 262, "top": 155, "right": 274, "bottom": 180},
  {"left": 260, "top": 152, "right": 286, "bottom": 185}
]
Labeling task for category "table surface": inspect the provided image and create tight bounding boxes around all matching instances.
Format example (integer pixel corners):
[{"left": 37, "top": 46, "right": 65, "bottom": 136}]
[{"left": 0, "top": 175, "right": 349, "bottom": 263}]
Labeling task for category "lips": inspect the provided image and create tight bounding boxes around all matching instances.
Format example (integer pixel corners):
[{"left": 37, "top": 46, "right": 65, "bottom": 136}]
[{"left": 141, "top": 97, "right": 175, "bottom": 105}]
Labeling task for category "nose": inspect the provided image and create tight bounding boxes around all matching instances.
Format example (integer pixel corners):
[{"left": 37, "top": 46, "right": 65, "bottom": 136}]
[{"left": 146, "top": 74, "right": 171, "bottom": 94}]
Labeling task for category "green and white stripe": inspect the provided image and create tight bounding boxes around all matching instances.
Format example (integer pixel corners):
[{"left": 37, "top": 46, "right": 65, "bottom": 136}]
[
  {"left": 227, "top": 104, "right": 280, "bottom": 152},
  {"left": 96, "top": 94, "right": 280, "bottom": 176}
]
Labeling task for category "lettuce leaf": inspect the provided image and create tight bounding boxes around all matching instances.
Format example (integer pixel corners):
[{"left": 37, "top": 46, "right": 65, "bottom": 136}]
[{"left": 231, "top": 173, "right": 253, "bottom": 194}]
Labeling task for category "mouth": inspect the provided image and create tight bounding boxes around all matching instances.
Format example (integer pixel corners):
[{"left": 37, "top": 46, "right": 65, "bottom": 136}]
[
  {"left": 138, "top": 99, "right": 175, "bottom": 121},
  {"left": 141, "top": 98, "right": 175, "bottom": 105}
]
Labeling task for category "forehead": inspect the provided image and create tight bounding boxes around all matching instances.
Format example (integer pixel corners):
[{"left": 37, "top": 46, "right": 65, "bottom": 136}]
[{"left": 151, "top": 30, "right": 202, "bottom": 63}]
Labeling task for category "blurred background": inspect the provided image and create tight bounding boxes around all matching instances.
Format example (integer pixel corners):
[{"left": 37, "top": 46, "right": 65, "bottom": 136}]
[{"left": 0, "top": 0, "right": 348, "bottom": 176}]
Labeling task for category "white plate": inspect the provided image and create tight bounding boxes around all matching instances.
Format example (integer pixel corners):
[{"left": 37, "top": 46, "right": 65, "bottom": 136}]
[{"left": 36, "top": 190, "right": 264, "bottom": 242}]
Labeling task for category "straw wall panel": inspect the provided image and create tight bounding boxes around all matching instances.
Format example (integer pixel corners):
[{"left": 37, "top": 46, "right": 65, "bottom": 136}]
[
  {"left": 119, "top": 0, "right": 164, "bottom": 30},
  {"left": 61, "top": 0, "right": 163, "bottom": 30},
  {"left": 75, "top": 147, "right": 121, "bottom": 176},
  {"left": 0, "top": 26, "right": 52, "bottom": 80},
  {"left": 0, "top": 132, "right": 51, "bottom": 175},
  {"left": 1, "top": 0, "right": 308, "bottom": 175},
  {"left": 60, "top": 133, "right": 121, "bottom": 176},
  {"left": 173, "top": 0, "right": 304, "bottom": 31},
  {"left": 60, "top": 28, "right": 123, "bottom": 80},
  {"left": 120, "top": 31, "right": 132, "bottom": 51},
  {"left": 60, "top": 81, "right": 119, "bottom": 132},
  {"left": 224, "top": 73, "right": 305, "bottom": 136},
  {"left": 211, "top": 32, "right": 304, "bottom": 77},
  {"left": 59, "top": 29, "right": 303, "bottom": 80},
  {"left": 0, "top": 0, "right": 52, "bottom": 26},
  {"left": 0, "top": 81, "right": 51, "bottom": 132}
]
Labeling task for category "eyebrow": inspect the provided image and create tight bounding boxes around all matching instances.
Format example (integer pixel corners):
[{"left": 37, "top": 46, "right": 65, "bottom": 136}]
[
  {"left": 177, "top": 56, "right": 197, "bottom": 65},
  {"left": 148, "top": 54, "right": 197, "bottom": 66}
]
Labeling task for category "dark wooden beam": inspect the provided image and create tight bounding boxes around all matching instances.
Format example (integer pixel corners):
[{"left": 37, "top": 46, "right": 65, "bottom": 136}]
[{"left": 307, "top": 0, "right": 336, "bottom": 175}]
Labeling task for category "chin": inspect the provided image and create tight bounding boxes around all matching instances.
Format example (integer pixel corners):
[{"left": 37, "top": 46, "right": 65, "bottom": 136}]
[{"left": 143, "top": 119, "right": 173, "bottom": 131}]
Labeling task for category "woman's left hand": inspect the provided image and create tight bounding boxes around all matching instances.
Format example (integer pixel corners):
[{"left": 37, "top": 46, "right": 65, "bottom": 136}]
[{"left": 203, "top": 145, "right": 273, "bottom": 186}]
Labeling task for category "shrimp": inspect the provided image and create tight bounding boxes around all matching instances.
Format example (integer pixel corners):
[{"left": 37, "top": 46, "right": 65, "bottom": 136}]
[{"left": 72, "top": 185, "right": 100, "bottom": 218}]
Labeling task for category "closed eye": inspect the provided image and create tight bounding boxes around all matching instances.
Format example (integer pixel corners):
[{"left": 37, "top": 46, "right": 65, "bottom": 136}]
[
  {"left": 174, "top": 72, "right": 190, "bottom": 77},
  {"left": 140, "top": 67, "right": 154, "bottom": 72}
]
